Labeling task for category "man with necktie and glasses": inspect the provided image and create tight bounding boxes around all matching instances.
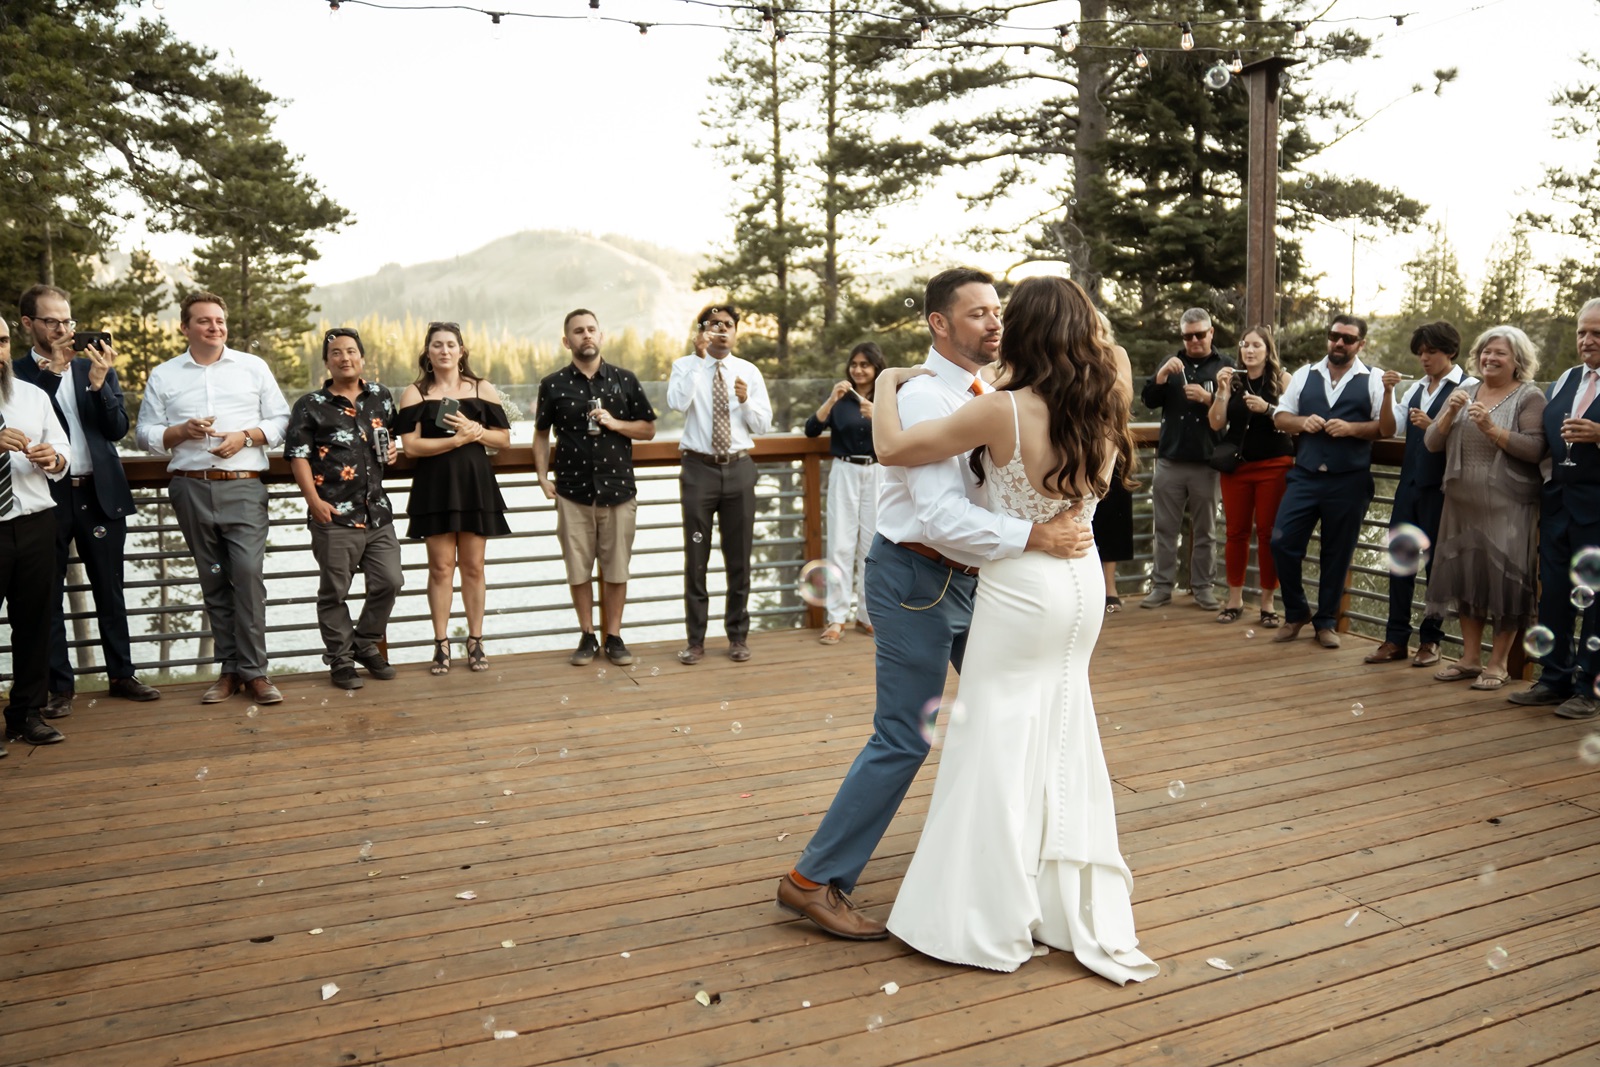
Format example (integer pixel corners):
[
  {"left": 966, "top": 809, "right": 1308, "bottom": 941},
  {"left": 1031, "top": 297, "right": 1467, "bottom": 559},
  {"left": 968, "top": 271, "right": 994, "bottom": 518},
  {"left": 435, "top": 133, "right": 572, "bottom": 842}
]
[
  {"left": 0, "top": 322, "right": 71, "bottom": 753},
  {"left": 1510, "top": 298, "right": 1600, "bottom": 718},
  {"left": 667, "top": 304, "right": 771, "bottom": 664},
  {"left": 14, "top": 284, "right": 158, "bottom": 720}
]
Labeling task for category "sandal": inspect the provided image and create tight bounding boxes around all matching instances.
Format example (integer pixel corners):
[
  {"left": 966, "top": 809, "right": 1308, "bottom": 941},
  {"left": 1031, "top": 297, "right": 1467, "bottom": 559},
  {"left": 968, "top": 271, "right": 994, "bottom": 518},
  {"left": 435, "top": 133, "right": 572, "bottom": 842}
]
[
  {"left": 819, "top": 623, "right": 844, "bottom": 646},
  {"left": 1433, "top": 663, "right": 1484, "bottom": 682},
  {"left": 466, "top": 635, "right": 489, "bottom": 672},
  {"left": 1216, "top": 607, "right": 1244, "bottom": 624},
  {"left": 855, "top": 620, "right": 875, "bottom": 636},
  {"left": 1105, "top": 596, "right": 1123, "bottom": 614},
  {"left": 430, "top": 638, "right": 451, "bottom": 676},
  {"left": 1471, "top": 668, "right": 1511, "bottom": 691},
  {"left": 1259, "top": 611, "right": 1282, "bottom": 629}
]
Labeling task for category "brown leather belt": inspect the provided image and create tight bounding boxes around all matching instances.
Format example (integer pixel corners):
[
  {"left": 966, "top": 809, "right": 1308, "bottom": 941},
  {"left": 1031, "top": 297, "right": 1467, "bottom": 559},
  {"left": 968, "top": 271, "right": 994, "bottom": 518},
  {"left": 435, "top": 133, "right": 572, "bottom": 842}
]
[
  {"left": 682, "top": 449, "right": 748, "bottom": 465},
  {"left": 895, "top": 540, "right": 980, "bottom": 576},
  {"left": 176, "top": 470, "right": 260, "bottom": 480}
]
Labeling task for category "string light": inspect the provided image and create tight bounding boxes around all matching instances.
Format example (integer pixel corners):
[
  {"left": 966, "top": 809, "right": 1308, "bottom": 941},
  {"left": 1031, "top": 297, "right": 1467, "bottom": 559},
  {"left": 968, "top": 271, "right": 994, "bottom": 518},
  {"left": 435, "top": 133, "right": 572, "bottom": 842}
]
[
  {"left": 637, "top": 21, "right": 648, "bottom": 35},
  {"left": 1394, "top": 14, "right": 1405, "bottom": 25},
  {"left": 326, "top": 0, "right": 339, "bottom": 12},
  {"left": 489, "top": 10, "right": 502, "bottom": 38},
  {"left": 915, "top": 17, "right": 934, "bottom": 49},
  {"left": 776, "top": 27, "right": 788, "bottom": 46},
  {"left": 1228, "top": 49, "right": 1243, "bottom": 73},
  {"left": 587, "top": 0, "right": 599, "bottom": 21},
  {"left": 1133, "top": 47, "right": 1148, "bottom": 69},
  {"left": 1180, "top": 21, "right": 1194, "bottom": 50},
  {"left": 759, "top": 5, "right": 774, "bottom": 40},
  {"left": 1292, "top": 22, "right": 1306, "bottom": 47},
  {"left": 1057, "top": 24, "right": 1076, "bottom": 53}
]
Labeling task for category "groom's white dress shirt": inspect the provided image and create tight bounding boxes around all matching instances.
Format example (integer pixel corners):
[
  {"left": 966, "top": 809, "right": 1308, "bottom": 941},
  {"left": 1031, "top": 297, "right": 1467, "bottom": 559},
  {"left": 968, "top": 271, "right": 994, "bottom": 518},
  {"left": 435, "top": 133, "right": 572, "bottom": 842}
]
[{"left": 875, "top": 348, "right": 1032, "bottom": 571}]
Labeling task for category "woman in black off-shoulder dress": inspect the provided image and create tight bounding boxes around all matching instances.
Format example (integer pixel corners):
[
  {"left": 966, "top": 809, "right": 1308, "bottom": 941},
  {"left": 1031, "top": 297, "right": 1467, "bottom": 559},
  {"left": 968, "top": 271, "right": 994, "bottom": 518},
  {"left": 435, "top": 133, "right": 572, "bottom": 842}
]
[{"left": 395, "top": 322, "right": 511, "bottom": 675}]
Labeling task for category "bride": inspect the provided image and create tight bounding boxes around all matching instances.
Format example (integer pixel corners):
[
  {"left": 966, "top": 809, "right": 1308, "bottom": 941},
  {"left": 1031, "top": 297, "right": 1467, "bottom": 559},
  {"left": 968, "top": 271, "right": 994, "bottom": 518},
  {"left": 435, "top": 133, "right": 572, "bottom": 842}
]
[{"left": 872, "top": 275, "right": 1159, "bottom": 984}]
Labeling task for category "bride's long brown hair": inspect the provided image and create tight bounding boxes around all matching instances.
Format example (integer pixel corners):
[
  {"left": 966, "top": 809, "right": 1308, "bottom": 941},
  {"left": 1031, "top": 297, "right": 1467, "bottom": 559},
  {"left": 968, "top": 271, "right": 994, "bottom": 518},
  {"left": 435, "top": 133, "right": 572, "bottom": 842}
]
[{"left": 969, "top": 276, "right": 1137, "bottom": 499}]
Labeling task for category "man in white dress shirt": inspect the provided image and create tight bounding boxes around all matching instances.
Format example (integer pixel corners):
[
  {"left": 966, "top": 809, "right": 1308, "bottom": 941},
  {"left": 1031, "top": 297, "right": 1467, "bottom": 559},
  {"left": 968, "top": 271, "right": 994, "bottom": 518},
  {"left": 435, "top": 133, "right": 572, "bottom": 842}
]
[
  {"left": 136, "top": 292, "right": 290, "bottom": 705},
  {"left": 776, "top": 268, "right": 1096, "bottom": 940},
  {"left": 0, "top": 336, "right": 71, "bottom": 753},
  {"left": 667, "top": 304, "right": 772, "bottom": 665}
]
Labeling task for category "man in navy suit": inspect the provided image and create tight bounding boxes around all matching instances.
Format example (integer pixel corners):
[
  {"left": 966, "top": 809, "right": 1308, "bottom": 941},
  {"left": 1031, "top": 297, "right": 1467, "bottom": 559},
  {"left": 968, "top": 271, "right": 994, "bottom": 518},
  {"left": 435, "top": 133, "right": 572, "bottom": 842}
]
[
  {"left": 1510, "top": 298, "right": 1600, "bottom": 718},
  {"left": 15, "top": 284, "right": 159, "bottom": 716}
]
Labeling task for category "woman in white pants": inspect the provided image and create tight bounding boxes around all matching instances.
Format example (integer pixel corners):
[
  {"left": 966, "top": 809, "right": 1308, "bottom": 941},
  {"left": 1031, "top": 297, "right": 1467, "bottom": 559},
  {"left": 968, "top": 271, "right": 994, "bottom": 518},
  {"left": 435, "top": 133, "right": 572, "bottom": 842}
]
[{"left": 805, "top": 343, "right": 885, "bottom": 643}]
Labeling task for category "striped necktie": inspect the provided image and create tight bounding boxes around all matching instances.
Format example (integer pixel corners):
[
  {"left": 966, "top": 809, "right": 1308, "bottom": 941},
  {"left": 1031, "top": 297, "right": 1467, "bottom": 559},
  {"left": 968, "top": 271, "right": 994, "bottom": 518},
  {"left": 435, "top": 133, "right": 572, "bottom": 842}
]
[{"left": 0, "top": 413, "right": 13, "bottom": 516}]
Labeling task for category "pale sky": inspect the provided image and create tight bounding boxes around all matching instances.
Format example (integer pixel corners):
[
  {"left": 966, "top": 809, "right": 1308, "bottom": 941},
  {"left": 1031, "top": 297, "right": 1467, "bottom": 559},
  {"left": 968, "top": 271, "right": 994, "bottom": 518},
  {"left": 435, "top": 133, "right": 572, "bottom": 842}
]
[{"left": 128, "top": 0, "right": 1600, "bottom": 317}]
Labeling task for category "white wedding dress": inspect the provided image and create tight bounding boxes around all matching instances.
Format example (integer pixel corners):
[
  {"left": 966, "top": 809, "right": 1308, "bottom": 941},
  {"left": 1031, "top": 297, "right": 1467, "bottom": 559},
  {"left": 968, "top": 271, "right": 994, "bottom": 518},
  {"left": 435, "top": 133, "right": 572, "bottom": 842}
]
[{"left": 886, "top": 397, "right": 1160, "bottom": 984}]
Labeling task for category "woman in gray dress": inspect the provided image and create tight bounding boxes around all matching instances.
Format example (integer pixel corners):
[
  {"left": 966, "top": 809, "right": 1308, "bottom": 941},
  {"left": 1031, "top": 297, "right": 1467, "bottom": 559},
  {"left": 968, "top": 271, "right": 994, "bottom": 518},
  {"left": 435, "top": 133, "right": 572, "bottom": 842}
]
[{"left": 1423, "top": 325, "right": 1547, "bottom": 690}]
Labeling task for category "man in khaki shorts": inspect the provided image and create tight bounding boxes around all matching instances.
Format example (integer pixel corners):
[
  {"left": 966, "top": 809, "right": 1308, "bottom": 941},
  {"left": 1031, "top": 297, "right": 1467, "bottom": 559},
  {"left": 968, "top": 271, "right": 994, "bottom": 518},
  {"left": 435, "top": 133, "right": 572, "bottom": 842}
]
[{"left": 534, "top": 309, "right": 658, "bottom": 666}]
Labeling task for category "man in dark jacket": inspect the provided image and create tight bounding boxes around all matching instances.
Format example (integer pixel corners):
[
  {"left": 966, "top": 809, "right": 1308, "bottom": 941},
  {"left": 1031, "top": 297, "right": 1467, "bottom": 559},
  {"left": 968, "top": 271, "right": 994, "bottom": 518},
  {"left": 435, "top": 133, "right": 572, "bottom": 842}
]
[
  {"left": 1140, "top": 308, "right": 1231, "bottom": 610},
  {"left": 15, "top": 284, "right": 158, "bottom": 717}
]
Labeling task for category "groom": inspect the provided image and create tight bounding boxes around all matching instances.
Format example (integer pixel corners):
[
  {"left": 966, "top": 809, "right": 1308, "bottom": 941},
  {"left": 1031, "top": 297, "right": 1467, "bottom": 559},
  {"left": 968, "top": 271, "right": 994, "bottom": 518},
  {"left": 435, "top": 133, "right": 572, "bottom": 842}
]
[{"left": 776, "top": 267, "right": 1097, "bottom": 939}]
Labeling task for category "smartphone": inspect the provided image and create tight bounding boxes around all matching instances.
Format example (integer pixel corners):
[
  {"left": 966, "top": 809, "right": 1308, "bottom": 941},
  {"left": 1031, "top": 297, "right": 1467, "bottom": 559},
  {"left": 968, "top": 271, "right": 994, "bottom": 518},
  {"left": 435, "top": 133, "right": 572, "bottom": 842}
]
[
  {"left": 434, "top": 396, "right": 462, "bottom": 430},
  {"left": 72, "top": 330, "right": 112, "bottom": 352}
]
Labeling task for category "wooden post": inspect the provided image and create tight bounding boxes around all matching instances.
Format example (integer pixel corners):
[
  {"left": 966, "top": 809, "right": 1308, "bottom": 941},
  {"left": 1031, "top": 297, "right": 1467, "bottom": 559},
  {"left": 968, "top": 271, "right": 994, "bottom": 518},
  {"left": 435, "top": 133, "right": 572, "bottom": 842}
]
[
  {"left": 801, "top": 454, "right": 825, "bottom": 628},
  {"left": 1240, "top": 56, "right": 1300, "bottom": 329}
]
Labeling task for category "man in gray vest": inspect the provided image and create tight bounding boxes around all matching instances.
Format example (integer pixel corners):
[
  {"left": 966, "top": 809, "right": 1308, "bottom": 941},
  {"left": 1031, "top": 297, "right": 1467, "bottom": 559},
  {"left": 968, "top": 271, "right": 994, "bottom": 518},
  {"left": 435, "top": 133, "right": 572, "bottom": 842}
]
[
  {"left": 1270, "top": 315, "right": 1397, "bottom": 648},
  {"left": 1365, "top": 321, "right": 1473, "bottom": 668}
]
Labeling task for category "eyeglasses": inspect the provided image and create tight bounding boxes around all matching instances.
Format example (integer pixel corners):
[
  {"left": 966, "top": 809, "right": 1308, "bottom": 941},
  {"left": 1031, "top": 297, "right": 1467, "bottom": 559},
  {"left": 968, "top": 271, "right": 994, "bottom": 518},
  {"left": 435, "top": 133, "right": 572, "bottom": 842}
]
[
  {"left": 29, "top": 316, "right": 75, "bottom": 331},
  {"left": 1327, "top": 331, "right": 1362, "bottom": 345},
  {"left": 1181, "top": 331, "right": 1211, "bottom": 341}
]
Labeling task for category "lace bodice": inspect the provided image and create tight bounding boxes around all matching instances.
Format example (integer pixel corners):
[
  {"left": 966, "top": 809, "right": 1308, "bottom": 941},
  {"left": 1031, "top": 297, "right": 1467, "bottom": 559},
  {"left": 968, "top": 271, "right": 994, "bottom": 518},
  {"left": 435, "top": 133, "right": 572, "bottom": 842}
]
[{"left": 981, "top": 393, "right": 1098, "bottom": 523}]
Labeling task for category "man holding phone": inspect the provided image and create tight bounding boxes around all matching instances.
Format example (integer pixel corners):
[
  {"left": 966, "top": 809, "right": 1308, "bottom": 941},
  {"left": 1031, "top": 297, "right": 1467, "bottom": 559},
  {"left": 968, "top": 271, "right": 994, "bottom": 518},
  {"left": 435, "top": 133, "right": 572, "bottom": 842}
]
[
  {"left": 14, "top": 284, "right": 158, "bottom": 716},
  {"left": 136, "top": 291, "right": 290, "bottom": 705},
  {"left": 285, "top": 328, "right": 403, "bottom": 690}
]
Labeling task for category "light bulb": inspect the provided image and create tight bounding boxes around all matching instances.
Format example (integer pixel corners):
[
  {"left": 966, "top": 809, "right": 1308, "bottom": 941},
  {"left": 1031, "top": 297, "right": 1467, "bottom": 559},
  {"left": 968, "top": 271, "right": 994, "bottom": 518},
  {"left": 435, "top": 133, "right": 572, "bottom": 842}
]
[
  {"left": 760, "top": 7, "right": 775, "bottom": 39},
  {"left": 1057, "top": 25, "right": 1076, "bottom": 53},
  {"left": 1180, "top": 22, "right": 1194, "bottom": 50},
  {"left": 1292, "top": 22, "right": 1306, "bottom": 48},
  {"left": 1133, "top": 47, "right": 1149, "bottom": 69},
  {"left": 1229, "top": 50, "right": 1243, "bottom": 73},
  {"left": 775, "top": 28, "right": 788, "bottom": 47},
  {"left": 916, "top": 18, "right": 934, "bottom": 48},
  {"left": 324, "top": 0, "right": 336, "bottom": 13},
  {"left": 489, "top": 11, "right": 502, "bottom": 39},
  {"left": 636, "top": 22, "right": 648, "bottom": 35},
  {"left": 587, "top": 0, "right": 599, "bottom": 22}
]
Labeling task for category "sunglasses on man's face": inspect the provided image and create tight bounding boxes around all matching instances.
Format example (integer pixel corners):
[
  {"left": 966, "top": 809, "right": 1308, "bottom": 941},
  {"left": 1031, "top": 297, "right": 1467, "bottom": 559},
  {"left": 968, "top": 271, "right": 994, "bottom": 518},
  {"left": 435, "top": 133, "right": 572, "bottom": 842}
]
[
  {"left": 1328, "top": 331, "right": 1363, "bottom": 345},
  {"left": 1182, "top": 331, "right": 1211, "bottom": 342}
]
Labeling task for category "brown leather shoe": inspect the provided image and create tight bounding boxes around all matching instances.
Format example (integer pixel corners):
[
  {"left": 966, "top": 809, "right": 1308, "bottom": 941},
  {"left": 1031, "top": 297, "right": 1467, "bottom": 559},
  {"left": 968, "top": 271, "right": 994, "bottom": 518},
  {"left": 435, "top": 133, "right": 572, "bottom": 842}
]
[
  {"left": 1363, "top": 641, "right": 1407, "bottom": 664},
  {"left": 776, "top": 874, "right": 888, "bottom": 940},
  {"left": 109, "top": 676, "right": 161, "bottom": 701},
  {"left": 201, "top": 673, "right": 241, "bottom": 704},
  {"left": 1411, "top": 642, "right": 1441, "bottom": 667},
  {"left": 677, "top": 644, "right": 705, "bottom": 665},
  {"left": 42, "top": 692, "right": 73, "bottom": 719},
  {"left": 1316, "top": 629, "right": 1342, "bottom": 649},
  {"left": 1272, "top": 621, "right": 1306, "bottom": 643},
  {"left": 728, "top": 640, "right": 752, "bottom": 663},
  {"left": 244, "top": 676, "right": 284, "bottom": 704}
]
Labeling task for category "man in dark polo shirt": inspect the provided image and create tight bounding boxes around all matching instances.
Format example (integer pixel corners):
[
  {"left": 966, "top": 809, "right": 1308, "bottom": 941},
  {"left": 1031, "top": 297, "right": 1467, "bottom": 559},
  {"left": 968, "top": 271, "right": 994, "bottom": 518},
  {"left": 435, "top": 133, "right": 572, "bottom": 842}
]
[{"left": 534, "top": 309, "right": 658, "bottom": 667}]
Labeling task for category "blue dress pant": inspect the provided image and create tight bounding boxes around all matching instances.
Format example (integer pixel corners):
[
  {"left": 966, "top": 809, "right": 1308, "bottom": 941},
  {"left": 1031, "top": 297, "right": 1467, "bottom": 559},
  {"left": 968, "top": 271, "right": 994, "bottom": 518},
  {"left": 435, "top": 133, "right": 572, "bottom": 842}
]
[
  {"left": 1533, "top": 496, "right": 1600, "bottom": 697},
  {"left": 796, "top": 535, "right": 977, "bottom": 893},
  {"left": 1383, "top": 481, "right": 1446, "bottom": 648},
  {"left": 1271, "top": 466, "right": 1373, "bottom": 632}
]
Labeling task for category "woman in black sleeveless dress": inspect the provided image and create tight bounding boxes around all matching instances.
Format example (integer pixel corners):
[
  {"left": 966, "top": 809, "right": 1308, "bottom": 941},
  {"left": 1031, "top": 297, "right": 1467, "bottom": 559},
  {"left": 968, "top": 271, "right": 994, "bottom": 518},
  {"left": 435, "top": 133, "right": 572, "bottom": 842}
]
[{"left": 395, "top": 322, "right": 511, "bottom": 674}]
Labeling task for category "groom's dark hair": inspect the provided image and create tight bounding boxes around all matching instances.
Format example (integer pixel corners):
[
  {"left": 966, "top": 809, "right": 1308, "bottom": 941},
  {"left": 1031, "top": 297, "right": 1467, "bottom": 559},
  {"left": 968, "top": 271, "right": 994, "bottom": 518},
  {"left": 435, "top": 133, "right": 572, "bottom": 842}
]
[{"left": 924, "top": 267, "right": 995, "bottom": 329}]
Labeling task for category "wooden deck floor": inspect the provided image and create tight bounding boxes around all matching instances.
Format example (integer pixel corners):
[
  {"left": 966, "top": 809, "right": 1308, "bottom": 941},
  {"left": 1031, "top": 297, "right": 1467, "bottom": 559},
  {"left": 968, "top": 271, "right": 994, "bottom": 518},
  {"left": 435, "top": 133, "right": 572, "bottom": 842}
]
[{"left": 4, "top": 603, "right": 1600, "bottom": 1066}]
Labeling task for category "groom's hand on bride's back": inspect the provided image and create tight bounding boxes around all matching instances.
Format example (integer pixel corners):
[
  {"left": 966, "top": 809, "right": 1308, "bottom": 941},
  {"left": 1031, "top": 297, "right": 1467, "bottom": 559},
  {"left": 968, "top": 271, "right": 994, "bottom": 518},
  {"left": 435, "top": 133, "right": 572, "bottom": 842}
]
[{"left": 1026, "top": 509, "right": 1096, "bottom": 559}]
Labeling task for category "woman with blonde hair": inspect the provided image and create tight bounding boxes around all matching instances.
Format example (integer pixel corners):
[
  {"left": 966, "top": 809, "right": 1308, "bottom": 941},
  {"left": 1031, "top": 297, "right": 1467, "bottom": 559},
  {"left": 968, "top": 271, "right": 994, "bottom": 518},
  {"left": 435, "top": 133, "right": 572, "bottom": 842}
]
[{"left": 1423, "top": 325, "right": 1547, "bottom": 689}]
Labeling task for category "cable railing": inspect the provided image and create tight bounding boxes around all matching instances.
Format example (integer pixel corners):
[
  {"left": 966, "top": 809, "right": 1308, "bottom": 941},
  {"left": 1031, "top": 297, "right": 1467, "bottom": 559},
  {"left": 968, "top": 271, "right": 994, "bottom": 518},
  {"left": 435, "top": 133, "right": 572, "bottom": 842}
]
[{"left": 10, "top": 427, "right": 1496, "bottom": 684}]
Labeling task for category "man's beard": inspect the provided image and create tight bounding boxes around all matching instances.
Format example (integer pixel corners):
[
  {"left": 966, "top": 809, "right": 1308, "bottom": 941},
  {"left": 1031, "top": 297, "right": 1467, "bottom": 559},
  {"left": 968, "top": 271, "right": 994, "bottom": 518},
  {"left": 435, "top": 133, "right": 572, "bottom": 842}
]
[
  {"left": 1328, "top": 349, "right": 1354, "bottom": 367},
  {"left": 955, "top": 333, "right": 1000, "bottom": 366},
  {"left": 575, "top": 345, "right": 600, "bottom": 362}
]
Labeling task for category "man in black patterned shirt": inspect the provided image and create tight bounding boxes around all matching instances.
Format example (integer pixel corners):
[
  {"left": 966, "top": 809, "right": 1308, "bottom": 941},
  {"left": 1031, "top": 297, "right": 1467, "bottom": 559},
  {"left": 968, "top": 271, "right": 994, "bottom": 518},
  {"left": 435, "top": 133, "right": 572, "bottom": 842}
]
[
  {"left": 285, "top": 328, "right": 403, "bottom": 690},
  {"left": 534, "top": 309, "right": 657, "bottom": 667}
]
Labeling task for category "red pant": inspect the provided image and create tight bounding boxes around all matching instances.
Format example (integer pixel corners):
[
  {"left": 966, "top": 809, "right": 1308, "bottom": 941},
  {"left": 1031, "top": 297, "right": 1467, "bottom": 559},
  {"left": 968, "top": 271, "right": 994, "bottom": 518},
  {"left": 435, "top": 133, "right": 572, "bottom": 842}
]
[{"left": 1220, "top": 456, "right": 1293, "bottom": 591}]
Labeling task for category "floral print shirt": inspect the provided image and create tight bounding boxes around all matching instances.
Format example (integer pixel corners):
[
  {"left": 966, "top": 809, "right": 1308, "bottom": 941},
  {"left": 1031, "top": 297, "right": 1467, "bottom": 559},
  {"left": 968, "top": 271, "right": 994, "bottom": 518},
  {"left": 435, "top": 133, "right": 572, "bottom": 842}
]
[{"left": 284, "top": 379, "right": 397, "bottom": 529}]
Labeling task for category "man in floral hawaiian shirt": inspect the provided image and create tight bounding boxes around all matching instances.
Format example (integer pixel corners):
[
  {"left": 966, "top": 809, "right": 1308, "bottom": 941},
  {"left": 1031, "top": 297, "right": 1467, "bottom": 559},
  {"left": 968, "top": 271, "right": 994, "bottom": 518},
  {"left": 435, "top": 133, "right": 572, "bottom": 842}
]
[{"left": 285, "top": 328, "right": 403, "bottom": 690}]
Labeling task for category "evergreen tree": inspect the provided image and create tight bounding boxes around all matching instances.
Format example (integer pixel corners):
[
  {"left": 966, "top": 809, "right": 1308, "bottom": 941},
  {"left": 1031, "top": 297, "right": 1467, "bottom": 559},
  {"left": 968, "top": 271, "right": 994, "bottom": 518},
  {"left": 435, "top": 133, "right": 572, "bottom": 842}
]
[
  {"left": 102, "top": 248, "right": 174, "bottom": 406},
  {"left": 1477, "top": 227, "right": 1533, "bottom": 329}
]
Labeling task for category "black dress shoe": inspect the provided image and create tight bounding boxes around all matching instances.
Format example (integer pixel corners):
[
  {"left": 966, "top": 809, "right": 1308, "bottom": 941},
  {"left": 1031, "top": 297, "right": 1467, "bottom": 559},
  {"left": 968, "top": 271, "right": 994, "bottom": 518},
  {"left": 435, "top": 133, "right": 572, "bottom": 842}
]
[
  {"left": 6, "top": 714, "right": 65, "bottom": 745},
  {"left": 353, "top": 649, "right": 397, "bottom": 680},
  {"left": 109, "top": 676, "right": 161, "bottom": 701},
  {"left": 330, "top": 664, "right": 364, "bottom": 690},
  {"left": 43, "top": 692, "right": 73, "bottom": 719}
]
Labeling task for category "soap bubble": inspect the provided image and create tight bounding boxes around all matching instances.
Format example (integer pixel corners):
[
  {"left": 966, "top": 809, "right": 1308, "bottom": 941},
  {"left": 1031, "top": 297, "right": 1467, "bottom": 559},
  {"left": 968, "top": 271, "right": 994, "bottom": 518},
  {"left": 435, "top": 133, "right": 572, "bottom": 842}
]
[
  {"left": 797, "top": 559, "right": 846, "bottom": 607},
  {"left": 1245, "top": 629, "right": 1255, "bottom": 639},
  {"left": 1587, "top": 636, "right": 1600, "bottom": 653},
  {"left": 1523, "top": 626, "right": 1557, "bottom": 658},
  {"left": 1167, "top": 780, "right": 1186, "bottom": 799},
  {"left": 866, "top": 1014, "right": 885, "bottom": 1032},
  {"left": 1351, "top": 702, "right": 1365, "bottom": 717},
  {"left": 1574, "top": 585, "right": 1598, "bottom": 611},
  {"left": 559, "top": 695, "right": 569, "bottom": 706},
  {"left": 1478, "top": 863, "right": 1497, "bottom": 885},
  {"left": 825, "top": 714, "right": 833, "bottom": 724},
  {"left": 246, "top": 705, "right": 258, "bottom": 718},
  {"left": 558, "top": 747, "right": 568, "bottom": 758},
  {"left": 650, "top": 667, "right": 660, "bottom": 676},
  {"left": 92, "top": 525, "right": 107, "bottom": 539},
  {"left": 195, "top": 767, "right": 209, "bottom": 781},
  {"left": 903, "top": 298, "right": 915, "bottom": 308},
  {"left": 1571, "top": 547, "right": 1600, "bottom": 589},
  {"left": 730, "top": 722, "right": 742, "bottom": 733},
  {"left": 209, "top": 563, "right": 222, "bottom": 574},
  {"left": 1385, "top": 524, "right": 1431, "bottom": 577},
  {"left": 692, "top": 531, "right": 703, "bottom": 544},
  {"left": 1485, "top": 946, "right": 1509, "bottom": 970},
  {"left": 1579, "top": 734, "right": 1600, "bottom": 765},
  {"left": 720, "top": 701, "right": 730, "bottom": 711},
  {"left": 1203, "top": 61, "right": 1231, "bottom": 89}
]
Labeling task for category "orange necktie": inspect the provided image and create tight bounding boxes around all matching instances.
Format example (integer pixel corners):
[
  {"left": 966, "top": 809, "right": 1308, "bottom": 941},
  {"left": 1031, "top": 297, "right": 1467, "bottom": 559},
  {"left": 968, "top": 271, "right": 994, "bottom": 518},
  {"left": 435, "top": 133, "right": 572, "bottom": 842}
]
[{"left": 969, "top": 378, "right": 984, "bottom": 397}]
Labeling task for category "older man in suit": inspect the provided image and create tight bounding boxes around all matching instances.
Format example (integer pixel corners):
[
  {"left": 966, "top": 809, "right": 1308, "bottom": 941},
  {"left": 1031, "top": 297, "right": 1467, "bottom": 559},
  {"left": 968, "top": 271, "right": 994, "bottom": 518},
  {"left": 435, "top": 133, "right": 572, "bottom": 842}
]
[
  {"left": 1510, "top": 298, "right": 1600, "bottom": 718},
  {"left": 15, "top": 284, "right": 158, "bottom": 718}
]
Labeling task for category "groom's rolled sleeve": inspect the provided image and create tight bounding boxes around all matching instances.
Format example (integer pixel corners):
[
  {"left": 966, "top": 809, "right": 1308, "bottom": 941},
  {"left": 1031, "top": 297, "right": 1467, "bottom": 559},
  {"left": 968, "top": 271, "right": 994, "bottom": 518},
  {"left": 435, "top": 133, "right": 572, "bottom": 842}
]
[{"left": 898, "top": 384, "right": 1031, "bottom": 564}]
